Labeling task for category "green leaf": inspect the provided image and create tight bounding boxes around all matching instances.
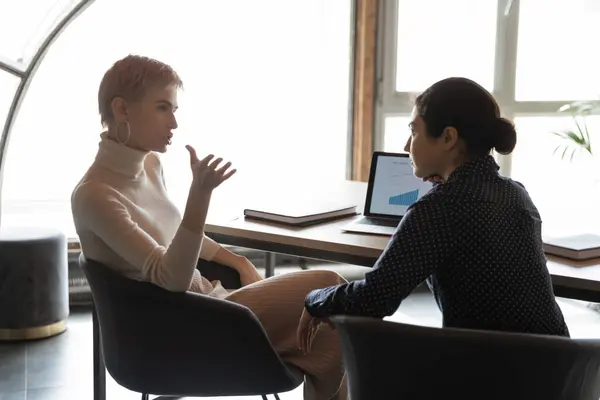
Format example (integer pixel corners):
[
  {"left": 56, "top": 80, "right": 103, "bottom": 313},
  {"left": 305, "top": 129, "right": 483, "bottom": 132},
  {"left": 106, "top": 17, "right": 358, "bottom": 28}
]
[
  {"left": 584, "top": 128, "right": 592, "bottom": 155},
  {"left": 558, "top": 104, "right": 572, "bottom": 112},
  {"left": 569, "top": 147, "right": 577, "bottom": 162},
  {"left": 558, "top": 100, "right": 600, "bottom": 114},
  {"left": 552, "top": 144, "right": 562, "bottom": 156},
  {"left": 552, "top": 99, "right": 598, "bottom": 161}
]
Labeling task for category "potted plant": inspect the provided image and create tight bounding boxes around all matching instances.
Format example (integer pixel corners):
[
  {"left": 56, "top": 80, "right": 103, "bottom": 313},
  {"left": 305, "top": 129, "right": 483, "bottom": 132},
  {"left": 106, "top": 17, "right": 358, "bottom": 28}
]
[{"left": 552, "top": 100, "right": 600, "bottom": 160}]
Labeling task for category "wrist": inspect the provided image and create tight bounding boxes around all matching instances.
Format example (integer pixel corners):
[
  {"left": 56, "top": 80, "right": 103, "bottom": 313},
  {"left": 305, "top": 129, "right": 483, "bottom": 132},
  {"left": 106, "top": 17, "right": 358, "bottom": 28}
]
[
  {"left": 190, "top": 180, "right": 214, "bottom": 196},
  {"left": 192, "top": 174, "right": 222, "bottom": 193},
  {"left": 181, "top": 187, "right": 212, "bottom": 235}
]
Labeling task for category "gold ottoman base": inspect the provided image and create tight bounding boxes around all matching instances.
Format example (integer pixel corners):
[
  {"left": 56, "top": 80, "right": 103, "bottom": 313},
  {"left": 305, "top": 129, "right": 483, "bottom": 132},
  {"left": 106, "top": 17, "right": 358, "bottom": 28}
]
[{"left": 0, "top": 320, "right": 67, "bottom": 341}]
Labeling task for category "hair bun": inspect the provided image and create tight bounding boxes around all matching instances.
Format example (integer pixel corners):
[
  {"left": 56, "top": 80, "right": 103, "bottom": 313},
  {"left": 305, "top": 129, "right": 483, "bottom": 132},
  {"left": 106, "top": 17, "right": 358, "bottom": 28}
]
[{"left": 493, "top": 118, "right": 517, "bottom": 155}]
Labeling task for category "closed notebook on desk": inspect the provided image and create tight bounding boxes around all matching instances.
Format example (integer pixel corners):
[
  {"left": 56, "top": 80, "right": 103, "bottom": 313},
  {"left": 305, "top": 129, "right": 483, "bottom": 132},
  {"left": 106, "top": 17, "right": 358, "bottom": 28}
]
[
  {"left": 244, "top": 201, "right": 357, "bottom": 227},
  {"left": 543, "top": 233, "right": 600, "bottom": 261}
]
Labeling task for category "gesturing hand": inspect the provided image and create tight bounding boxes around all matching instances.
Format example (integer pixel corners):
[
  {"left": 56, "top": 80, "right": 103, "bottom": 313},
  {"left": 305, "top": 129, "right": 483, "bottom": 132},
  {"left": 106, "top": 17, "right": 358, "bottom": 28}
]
[{"left": 186, "top": 145, "right": 236, "bottom": 191}]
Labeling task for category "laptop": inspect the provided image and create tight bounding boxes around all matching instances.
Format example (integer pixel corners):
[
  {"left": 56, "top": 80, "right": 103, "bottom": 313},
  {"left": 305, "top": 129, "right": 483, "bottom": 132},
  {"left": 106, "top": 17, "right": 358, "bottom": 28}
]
[{"left": 342, "top": 151, "right": 434, "bottom": 236}]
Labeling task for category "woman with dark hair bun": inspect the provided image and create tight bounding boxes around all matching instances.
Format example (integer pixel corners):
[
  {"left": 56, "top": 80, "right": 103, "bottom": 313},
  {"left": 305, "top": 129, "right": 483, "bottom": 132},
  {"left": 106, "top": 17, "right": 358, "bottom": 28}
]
[
  {"left": 411, "top": 76, "right": 516, "bottom": 171},
  {"left": 299, "top": 77, "right": 569, "bottom": 346}
]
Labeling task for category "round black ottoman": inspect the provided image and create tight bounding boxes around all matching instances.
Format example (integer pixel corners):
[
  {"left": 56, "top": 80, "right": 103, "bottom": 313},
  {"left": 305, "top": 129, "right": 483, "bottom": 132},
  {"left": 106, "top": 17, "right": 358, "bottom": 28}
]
[{"left": 0, "top": 227, "right": 69, "bottom": 340}]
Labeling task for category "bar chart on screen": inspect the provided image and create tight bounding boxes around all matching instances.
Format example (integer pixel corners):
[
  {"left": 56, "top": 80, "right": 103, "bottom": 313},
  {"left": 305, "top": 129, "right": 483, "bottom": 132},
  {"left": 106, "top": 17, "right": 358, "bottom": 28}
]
[
  {"left": 388, "top": 189, "right": 420, "bottom": 206},
  {"left": 369, "top": 155, "right": 433, "bottom": 216}
]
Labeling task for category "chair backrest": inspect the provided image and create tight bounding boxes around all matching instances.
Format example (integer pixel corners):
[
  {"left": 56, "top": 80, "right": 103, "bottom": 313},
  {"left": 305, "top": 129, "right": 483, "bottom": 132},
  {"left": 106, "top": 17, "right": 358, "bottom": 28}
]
[
  {"left": 79, "top": 255, "right": 299, "bottom": 396},
  {"left": 332, "top": 316, "right": 600, "bottom": 400}
]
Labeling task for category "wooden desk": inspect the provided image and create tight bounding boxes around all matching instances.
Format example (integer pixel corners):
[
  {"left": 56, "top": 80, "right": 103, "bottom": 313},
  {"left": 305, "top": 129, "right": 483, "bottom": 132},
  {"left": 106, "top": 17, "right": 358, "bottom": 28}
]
[{"left": 206, "top": 181, "right": 600, "bottom": 303}]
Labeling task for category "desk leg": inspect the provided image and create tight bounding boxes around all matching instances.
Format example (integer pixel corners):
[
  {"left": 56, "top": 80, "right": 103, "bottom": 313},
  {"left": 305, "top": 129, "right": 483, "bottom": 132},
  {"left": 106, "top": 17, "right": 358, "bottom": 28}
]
[
  {"left": 264, "top": 252, "right": 276, "bottom": 278},
  {"left": 92, "top": 307, "right": 106, "bottom": 400}
]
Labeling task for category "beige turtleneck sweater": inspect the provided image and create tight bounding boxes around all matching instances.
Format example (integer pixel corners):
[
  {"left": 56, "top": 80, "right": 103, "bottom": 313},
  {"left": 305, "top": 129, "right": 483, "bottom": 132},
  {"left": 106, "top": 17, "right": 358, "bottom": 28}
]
[{"left": 71, "top": 133, "right": 229, "bottom": 297}]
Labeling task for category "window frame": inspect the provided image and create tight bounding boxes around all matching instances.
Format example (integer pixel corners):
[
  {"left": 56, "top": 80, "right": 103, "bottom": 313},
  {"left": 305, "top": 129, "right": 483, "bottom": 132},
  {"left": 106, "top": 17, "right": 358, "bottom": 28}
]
[{"left": 374, "top": 0, "right": 599, "bottom": 177}]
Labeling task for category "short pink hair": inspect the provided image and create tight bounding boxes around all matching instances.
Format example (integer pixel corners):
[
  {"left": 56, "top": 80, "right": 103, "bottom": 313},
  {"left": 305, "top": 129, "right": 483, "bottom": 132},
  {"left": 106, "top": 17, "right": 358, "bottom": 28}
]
[{"left": 97, "top": 54, "right": 183, "bottom": 127}]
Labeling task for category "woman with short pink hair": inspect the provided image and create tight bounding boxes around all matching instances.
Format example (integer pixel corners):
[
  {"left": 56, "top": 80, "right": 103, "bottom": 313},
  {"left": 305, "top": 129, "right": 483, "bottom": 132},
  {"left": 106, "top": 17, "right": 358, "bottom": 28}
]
[{"left": 71, "top": 54, "right": 347, "bottom": 400}]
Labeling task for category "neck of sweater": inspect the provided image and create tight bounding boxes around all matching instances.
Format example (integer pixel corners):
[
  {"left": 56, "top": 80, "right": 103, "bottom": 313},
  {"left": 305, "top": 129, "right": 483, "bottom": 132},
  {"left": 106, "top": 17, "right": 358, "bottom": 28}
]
[{"left": 94, "top": 132, "right": 150, "bottom": 179}]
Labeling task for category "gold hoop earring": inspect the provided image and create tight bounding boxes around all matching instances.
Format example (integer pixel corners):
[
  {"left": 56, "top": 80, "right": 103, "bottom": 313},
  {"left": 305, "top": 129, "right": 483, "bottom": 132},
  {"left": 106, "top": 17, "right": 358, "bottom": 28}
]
[{"left": 116, "top": 121, "right": 131, "bottom": 145}]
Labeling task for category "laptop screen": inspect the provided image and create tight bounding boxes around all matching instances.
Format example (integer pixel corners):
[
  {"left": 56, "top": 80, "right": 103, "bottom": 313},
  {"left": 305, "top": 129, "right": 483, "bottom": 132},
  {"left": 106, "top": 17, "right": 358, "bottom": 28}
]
[{"left": 365, "top": 152, "right": 434, "bottom": 218}]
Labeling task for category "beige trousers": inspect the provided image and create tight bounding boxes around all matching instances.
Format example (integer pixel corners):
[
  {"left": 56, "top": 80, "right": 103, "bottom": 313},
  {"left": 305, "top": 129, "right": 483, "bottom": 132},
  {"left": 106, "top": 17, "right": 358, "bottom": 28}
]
[{"left": 225, "top": 269, "right": 349, "bottom": 400}]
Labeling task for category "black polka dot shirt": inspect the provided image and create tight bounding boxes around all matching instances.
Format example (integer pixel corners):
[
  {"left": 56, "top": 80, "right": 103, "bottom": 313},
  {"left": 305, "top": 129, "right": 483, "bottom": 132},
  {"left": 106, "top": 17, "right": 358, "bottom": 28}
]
[{"left": 305, "top": 155, "right": 570, "bottom": 337}]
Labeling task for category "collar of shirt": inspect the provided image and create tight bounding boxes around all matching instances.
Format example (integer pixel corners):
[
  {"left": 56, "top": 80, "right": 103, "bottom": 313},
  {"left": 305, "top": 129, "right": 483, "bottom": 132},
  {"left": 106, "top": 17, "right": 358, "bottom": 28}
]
[{"left": 446, "top": 154, "right": 499, "bottom": 183}]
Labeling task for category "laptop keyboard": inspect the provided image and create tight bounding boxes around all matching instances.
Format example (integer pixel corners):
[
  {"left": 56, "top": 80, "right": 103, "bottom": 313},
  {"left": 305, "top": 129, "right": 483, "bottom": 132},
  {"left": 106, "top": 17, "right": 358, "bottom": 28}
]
[{"left": 358, "top": 218, "right": 399, "bottom": 227}]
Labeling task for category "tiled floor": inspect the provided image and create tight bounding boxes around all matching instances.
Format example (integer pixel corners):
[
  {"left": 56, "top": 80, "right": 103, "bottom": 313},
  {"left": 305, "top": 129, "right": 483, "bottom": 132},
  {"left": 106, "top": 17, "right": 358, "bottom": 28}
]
[{"left": 1, "top": 265, "right": 599, "bottom": 400}]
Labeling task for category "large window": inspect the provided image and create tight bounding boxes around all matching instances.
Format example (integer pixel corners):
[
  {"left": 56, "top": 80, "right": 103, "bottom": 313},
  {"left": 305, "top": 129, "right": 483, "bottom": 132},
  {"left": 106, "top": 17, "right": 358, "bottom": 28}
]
[
  {"left": 0, "top": 0, "right": 353, "bottom": 239},
  {"left": 515, "top": 0, "right": 600, "bottom": 101},
  {"left": 378, "top": 0, "right": 600, "bottom": 235},
  {"left": 394, "top": 0, "right": 497, "bottom": 93},
  {"left": 0, "top": 0, "right": 83, "bottom": 70},
  {"left": 379, "top": 0, "right": 501, "bottom": 154}
]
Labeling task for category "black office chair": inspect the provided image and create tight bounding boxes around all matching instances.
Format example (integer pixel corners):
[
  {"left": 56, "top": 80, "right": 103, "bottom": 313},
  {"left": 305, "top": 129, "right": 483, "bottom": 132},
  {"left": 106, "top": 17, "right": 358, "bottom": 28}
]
[
  {"left": 79, "top": 255, "right": 303, "bottom": 400},
  {"left": 332, "top": 315, "right": 600, "bottom": 400}
]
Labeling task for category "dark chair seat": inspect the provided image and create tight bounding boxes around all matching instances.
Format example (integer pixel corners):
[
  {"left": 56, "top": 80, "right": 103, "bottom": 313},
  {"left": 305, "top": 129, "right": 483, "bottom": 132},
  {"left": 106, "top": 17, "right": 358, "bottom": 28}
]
[
  {"left": 80, "top": 255, "right": 303, "bottom": 400},
  {"left": 332, "top": 315, "right": 600, "bottom": 400}
]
